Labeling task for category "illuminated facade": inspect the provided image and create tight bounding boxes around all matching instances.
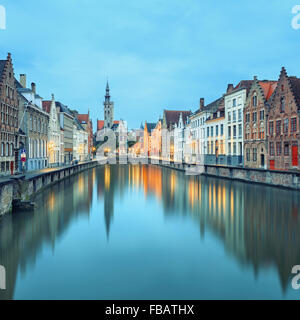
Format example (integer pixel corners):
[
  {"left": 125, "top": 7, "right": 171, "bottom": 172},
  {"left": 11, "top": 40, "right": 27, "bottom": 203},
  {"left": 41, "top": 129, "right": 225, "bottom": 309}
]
[{"left": 42, "top": 94, "right": 62, "bottom": 167}]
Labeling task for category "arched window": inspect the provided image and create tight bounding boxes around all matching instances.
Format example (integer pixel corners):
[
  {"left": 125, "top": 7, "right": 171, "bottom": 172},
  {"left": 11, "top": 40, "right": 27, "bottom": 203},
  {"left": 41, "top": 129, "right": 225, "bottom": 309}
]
[
  {"left": 280, "top": 97, "right": 285, "bottom": 113},
  {"left": 6, "top": 143, "right": 9, "bottom": 156},
  {"left": 10, "top": 143, "right": 13, "bottom": 157},
  {"left": 252, "top": 94, "right": 257, "bottom": 107},
  {"left": 1, "top": 143, "right": 4, "bottom": 156}
]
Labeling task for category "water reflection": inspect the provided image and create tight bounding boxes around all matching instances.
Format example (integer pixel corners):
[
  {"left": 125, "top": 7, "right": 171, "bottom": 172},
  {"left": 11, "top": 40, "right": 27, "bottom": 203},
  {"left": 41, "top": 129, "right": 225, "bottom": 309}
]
[{"left": 0, "top": 164, "right": 300, "bottom": 299}]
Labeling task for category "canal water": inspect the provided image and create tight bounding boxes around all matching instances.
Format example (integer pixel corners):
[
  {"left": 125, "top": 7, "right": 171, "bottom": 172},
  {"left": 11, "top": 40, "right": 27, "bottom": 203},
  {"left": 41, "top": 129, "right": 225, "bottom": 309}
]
[{"left": 0, "top": 164, "right": 300, "bottom": 300}]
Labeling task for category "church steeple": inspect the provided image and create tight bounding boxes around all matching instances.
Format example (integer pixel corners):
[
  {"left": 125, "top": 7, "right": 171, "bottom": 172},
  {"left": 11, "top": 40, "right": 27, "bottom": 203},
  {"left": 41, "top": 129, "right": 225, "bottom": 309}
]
[
  {"left": 103, "top": 80, "right": 114, "bottom": 129},
  {"left": 105, "top": 81, "right": 111, "bottom": 103}
]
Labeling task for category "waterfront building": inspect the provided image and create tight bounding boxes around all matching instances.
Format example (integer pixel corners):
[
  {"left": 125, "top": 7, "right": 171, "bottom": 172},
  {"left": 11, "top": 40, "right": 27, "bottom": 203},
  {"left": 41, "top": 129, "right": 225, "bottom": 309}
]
[
  {"left": 16, "top": 75, "right": 49, "bottom": 171},
  {"left": 0, "top": 53, "right": 19, "bottom": 175},
  {"left": 150, "top": 119, "right": 162, "bottom": 159},
  {"left": 267, "top": 67, "right": 300, "bottom": 170},
  {"left": 142, "top": 121, "right": 156, "bottom": 156},
  {"left": 204, "top": 97, "right": 226, "bottom": 165},
  {"left": 188, "top": 99, "right": 210, "bottom": 159},
  {"left": 42, "top": 94, "right": 62, "bottom": 167},
  {"left": 162, "top": 110, "right": 191, "bottom": 161},
  {"left": 77, "top": 111, "right": 93, "bottom": 156},
  {"left": 244, "top": 77, "right": 277, "bottom": 169},
  {"left": 56, "top": 101, "right": 74, "bottom": 164},
  {"left": 224, "top": 81, "right": 253, "bottom": 166},
  {"left": 73, "top": 115, "right": 88, "bottom": 162},
  {"left": 173, "top": 112, "right": 190, "bottom": 162}
]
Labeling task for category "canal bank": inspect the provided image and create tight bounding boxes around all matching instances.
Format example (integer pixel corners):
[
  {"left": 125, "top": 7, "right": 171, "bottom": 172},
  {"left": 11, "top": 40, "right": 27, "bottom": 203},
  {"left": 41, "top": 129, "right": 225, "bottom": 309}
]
[
  {"left": 0, "top": 161, "right": 99, "bottom": 216},
  {"left": 156, "top": 160, "right": 300, "bottom": 190}
]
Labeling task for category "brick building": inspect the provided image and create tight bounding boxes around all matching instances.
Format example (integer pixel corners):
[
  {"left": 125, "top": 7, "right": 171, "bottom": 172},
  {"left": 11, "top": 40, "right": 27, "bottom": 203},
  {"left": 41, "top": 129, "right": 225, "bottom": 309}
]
[
  {"left": 267, "top": 67, "right": 300, "bottom": 170},
  {"left": 16, "top": 76, "right": 49, "bottom": 171},
  {"left": 0, "top": 53, "right": 19, "bottom": 175},
  {"left": 244, "top": 77, "right": 277, "bottom": 169}
]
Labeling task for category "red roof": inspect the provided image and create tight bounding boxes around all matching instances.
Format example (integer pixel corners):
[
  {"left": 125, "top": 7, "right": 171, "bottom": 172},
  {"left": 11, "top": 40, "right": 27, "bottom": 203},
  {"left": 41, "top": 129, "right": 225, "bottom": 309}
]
[
  {"left": 259, "top": 81, "right": 278, "bottom": 101},
  {"left": 77, "top": 114, "right": 89, "bottom": 123},
  {"left": 42, "top": 101, "right": 52, "bottom": 113},
  {"left": 97, "top": 120, "right": 119, "bottom": 131},
  {"left": 97, "top": 120, "right": 104, "bottom": 131}
]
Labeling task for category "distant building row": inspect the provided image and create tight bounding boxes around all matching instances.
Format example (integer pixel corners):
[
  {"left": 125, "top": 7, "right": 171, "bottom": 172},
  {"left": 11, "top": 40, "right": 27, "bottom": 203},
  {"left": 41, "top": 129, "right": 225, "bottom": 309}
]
[
  {"left": 0, "top": 53, "right": 94, "bottom": 175},
  {"left": 138, "top": 67, "right": 300, "bottom": 171}
]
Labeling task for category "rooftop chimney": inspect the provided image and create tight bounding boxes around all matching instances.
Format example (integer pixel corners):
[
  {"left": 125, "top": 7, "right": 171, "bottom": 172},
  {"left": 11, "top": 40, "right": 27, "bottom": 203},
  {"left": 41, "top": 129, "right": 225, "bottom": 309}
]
[
  {"left": 20, "top": 74, "right": 26, "bottom": 88},
  {"left": 227, "top": 84, "right": 234, "bottom": 94},
  {"left": 31, "top": 82, "right": 36, "bottom": 94},
  {"left": 200, "top": 98, "right": 205, "bottom": 110},
  {"left": 253, "top": 76, "right": 257, "bottom": 81}
]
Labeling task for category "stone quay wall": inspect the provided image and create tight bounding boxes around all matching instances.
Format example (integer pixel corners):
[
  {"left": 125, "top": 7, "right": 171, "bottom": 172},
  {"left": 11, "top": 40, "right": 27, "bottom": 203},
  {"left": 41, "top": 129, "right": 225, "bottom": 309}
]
[
  {"left": 156, "top": 160, "right": 300, "bottom": 190},
  {"left": 0, "top": 161, "right": 99, "bottom": 216}
]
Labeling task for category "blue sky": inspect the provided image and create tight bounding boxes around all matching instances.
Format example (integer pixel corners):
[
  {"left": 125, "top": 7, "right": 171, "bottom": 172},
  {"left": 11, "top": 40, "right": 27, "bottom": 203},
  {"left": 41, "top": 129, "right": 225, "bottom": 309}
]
[{"left": 0, "top": 0, "right": 299, "bottom": 129}]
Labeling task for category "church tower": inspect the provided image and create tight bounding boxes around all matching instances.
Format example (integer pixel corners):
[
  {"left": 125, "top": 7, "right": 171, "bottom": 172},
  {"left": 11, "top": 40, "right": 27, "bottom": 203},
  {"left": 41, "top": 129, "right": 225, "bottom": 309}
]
[{"left": 104, "top": 81, "right": 114, "bottom": 129}]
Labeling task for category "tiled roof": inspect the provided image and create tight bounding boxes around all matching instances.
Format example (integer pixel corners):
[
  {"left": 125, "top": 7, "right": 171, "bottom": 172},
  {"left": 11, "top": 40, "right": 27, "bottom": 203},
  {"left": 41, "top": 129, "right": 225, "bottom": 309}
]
[
  {"left": 205, "top": 97, "right": 224, "bottom": 112},
  {"left": 77, "top": 114, "right": 89, "bottom": 123},
  {"left": 233, "top": 80, "right": 254, "bottom": 93},
  {"left": 97, "top": 120, "right": 119, "bottom": 131},
  {"left": 42, "top": 101, "right": 52, "bottom": 113},
  {"left": 97, "top": 120, "right": 104, "bottom": 131},
  {"left": 164, "top": 110, "right": 192, "bottom": 127},
  {"left": 56, "top": 101, "right": 73, "bottom": 117},
  {"left": 289, "top": 77, "right": 300, "bottom": 108},
  {"left": 259, "top": 81, "right": 277, "bottom": 101}
]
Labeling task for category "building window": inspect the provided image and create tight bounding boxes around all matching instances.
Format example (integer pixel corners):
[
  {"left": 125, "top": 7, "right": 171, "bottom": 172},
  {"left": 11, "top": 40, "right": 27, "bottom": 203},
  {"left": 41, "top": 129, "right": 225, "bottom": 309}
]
[
  {"left": 253, "top": 94, "right": 257, "bottom": 107},
  {"left": 291, "top": 117, "right": 297, "bottom": 133},
  {"left": 270, "top": 142, "right": 274, "bottom": 156},
  {"left": 233, "top": 143, "right": 237, "bottom": 155},
  {"left": 228, "top": 126, "right": 231, "bottom": 138},
  {"left": 276, "top": 120, "right": 281, "bottom": 135},
  {"left": 280, "top": 97, "right": 285, "bottom": 113},
  {"left": 211, "top": 126, "right": 213, "bottom": 137},
  {"left": 252, "top": 112, "right": 257, "bottom": 123},
  {"left": 253, "top": 148, "right": 257, "bottom": 162},
  {"left": 233, "top": 111, "right": 236, "bottom": 122},
  {"left": 233, "top": 99, "right": 236, "bottom": 107},
  {"left": 221, "top": 124, "right": 224, "bottom": 135},
  {"left": 269, "top": 121, "right": 274, "bottom": 135},
  {"left": 228, "top": 112, "right": 231, "bottom": 123},
  {"left": 228, "top": 143, "right": 231, "bottom": 155},
  {"left": 216, "top": 125, "right": 219, "bottom": 136},
  {"left": 245, "top": 113, "right": 250, "bottom": 123},
  {"left": 284, "top": 143, "right": 289, "bottom": 156},
  {"left": 246, "top": 148, "right": 250, "bottom": 161},
  {"left": 276, "top": 142, "right": 282, "bottom": 156},
  {"left": 238, "top": 109, "right": 242, "bottom": 121},
  {"left": 283, "top": 119, "right": 289, "bottom": 133},
  {"left": 238, "top": 124, "right": 242, "bottom": 138},
  {"left": 233, "top": 125, "right": 237, "bottom": 138},
  {"left": 207, "top": 127, "right": 210, "bottom": 137},
  {"left": 260, "top": 110, "right": 264, "bottom": 121}
]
